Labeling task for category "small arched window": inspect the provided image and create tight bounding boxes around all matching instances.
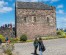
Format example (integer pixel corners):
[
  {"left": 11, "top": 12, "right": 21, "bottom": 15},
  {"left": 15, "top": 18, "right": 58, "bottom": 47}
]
[
  {"left": 24, "top": 17, "right": 26, "bottom": 22},
  {"left": 47, "top": 17, "right": 49, "bottom": 23},
  {"left": 34, "top": 17, "right": 36, "bottom": 22}
]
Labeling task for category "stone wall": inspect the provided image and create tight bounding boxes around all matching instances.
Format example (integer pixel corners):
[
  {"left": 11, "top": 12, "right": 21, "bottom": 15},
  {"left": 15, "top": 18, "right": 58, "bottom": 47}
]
[
  {"left": 16, "top": 9, "right": 56, "bottom": 39},
  {"left": 0, "top": 28, "right": 14, "bottom": 38}
]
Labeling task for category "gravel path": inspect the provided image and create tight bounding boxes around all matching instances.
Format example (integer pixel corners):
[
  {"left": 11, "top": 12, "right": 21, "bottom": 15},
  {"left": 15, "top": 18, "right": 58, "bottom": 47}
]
[{"left": 14, "top": 38, "right": 66, "bottom": 55}]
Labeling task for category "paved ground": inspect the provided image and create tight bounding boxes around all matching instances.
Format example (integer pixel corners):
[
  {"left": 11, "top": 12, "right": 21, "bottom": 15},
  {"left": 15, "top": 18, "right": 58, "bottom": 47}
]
[{"left": 14, "top": 38, "right": 66, "bottom": 55}]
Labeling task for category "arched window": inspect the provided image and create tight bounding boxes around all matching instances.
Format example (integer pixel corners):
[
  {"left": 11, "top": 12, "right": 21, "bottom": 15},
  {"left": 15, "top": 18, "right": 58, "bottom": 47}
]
[
  {"left": 34, "top": 17, "right": 36, "bottom": 22},
  {"left": 47, "top": 17, "right": 49, "bottom": 23},
  {"left": 32, "top": 16, "right": 36, "bottom": 22},
  {"left": 24, "top": 17, "right": 26, "bottom": 22}
]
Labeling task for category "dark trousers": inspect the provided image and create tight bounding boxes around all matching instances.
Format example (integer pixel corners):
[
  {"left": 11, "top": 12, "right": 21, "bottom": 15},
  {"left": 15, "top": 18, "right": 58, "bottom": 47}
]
[
  {"left": 34, "top": 46, "right": 38, "bottom": 55},
  {"left": 0, "top": 43, "right": 1, "bottom": 45}
]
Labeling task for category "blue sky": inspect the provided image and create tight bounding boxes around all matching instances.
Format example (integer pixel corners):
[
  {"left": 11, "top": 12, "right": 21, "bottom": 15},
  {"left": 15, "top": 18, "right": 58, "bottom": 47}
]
[
  {"left": 0, "top": 0, "right": 66, "bottom": 29},
  {"left": 0, "top": 0, "right": 15, "bottom": 27}
]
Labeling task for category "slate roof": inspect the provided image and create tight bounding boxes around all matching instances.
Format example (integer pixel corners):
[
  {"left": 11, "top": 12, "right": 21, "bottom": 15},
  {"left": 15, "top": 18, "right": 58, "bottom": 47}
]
[{"left": 16, "top": 2, "right": 55, "bottom": 10}]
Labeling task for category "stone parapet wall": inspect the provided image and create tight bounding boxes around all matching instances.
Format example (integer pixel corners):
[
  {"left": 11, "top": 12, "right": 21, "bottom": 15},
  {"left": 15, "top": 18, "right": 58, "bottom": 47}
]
[{"left": 0, "top": 28, "right": 13, "bottom": 38}]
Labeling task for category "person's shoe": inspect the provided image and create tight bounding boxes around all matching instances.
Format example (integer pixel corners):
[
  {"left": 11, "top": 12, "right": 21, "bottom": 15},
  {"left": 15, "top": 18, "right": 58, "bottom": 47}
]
[{"left": 33, "top": 53, "right": 39, "bottom": 55}]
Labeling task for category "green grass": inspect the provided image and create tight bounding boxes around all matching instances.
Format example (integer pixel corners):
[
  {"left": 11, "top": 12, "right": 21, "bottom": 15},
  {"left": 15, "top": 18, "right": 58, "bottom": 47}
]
[
  {"left": 10, "top": 35, "right": 66, "bottom": 43},
  {"left": 42, "top": 36, "right": 58, "bottom": 40},
  {"left": 42, "top": 35, "right": 66, "bottom": 40},
  {"left": 20, "top": 36, "right": 65, "bottom": 43}
]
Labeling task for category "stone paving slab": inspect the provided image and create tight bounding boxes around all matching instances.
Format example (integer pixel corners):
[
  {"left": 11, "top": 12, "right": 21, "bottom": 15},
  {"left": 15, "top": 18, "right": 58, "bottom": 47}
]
[{"left": 14, "top": 38, "right": 66, "bottom": 55}]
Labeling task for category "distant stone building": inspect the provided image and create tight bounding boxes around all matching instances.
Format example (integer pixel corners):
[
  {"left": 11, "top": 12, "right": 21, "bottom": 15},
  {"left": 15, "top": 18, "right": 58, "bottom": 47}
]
[{"left": 16, "top": 2, "right": 56, "bottom": 39}]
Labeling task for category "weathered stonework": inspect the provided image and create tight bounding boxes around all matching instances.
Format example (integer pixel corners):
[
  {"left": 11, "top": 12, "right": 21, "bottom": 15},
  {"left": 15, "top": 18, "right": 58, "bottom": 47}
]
[
  {"left": 0, "top": 28, "right": 13, "bottom": 38},
  {"left": 16, "top": 2, "right": 56, "bottom": 39}
]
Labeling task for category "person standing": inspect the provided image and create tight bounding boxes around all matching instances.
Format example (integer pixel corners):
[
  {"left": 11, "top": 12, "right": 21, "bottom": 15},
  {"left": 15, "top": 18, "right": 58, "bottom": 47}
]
[
  {"left": 38, "top": 37, "right": 45, "bottom": 55},
  {"left": 34, "top": 38, "right": 38, "bottom": 55},
  {"left": 0, "top": 38, "right": 2, "bottom": 45},
  {"left": 5, "top": 37, "right": 8, "bottom": 43}
]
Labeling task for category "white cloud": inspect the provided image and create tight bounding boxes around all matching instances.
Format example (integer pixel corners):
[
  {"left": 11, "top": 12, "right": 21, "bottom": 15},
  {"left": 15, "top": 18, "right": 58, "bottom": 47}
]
[
  {"left": 56, "top": 4, "right": 65, "bottom": 14},
  {"left": 31, "top": 0, "right": 39, "bottom": 2},
  {"left": 57, "top": 10, "right": 64, "bottom": 14},
  {"left": 50, "top": 0, "right": 59, "bottom": 3},
  {"left": 51, "top": 0, "right": 59, "bottom": 2},
  {"left": 0, "top": 7, "right": 13, "bottom": 13},
  {"left": 31, "top": 0, "right": 50, "bottom": 2},
  {"left": 57, "top": 16, "right": 66, "bottom": 29},
  {"left": 57, "top": 4, "right": 63, "bottom": 9},
  {"left": 17, "top": 0, "right": 59, "bottom": 2},
  {"left": 0, "top": 1, "right": 5, "bottom": 7},
  {"left": 0, "top": 1, "right": 13, "bottom": 13},
  {"left": 64, "top": 19, "right": 66, "bottom": 21},
  {"left": 0, "top": 1, "right": 8, "bottom": 7},
  {"left": 17, "top": 0, "right": 39, "bottom": 2}
]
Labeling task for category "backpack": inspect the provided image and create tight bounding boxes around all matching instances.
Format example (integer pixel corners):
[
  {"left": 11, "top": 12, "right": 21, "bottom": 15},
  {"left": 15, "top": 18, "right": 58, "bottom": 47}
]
[{"left": 41, "top": 42, "right": 46, "bottom": 52}]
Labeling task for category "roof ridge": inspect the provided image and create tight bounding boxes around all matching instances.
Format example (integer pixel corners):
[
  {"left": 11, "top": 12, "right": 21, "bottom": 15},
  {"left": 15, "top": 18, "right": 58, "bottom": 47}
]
[{"left": 16, "top": 2, "right": 55, "bottom": 10}]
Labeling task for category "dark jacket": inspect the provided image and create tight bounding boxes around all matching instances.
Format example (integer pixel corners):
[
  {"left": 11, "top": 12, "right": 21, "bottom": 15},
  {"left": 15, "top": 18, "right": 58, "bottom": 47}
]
[
  {"left": 39, "top": 41, "right": 46, "bottom": 51},
  {"left": 0, "top": 39, "right": 2, "bottom": 44},
  {"left": 39, "top": 40, "right": 43, "bottom": 51},
  {"left": 34, "top": 40, "right": 38, "bottom": 47}
]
